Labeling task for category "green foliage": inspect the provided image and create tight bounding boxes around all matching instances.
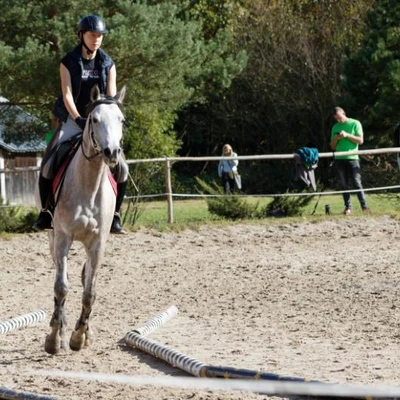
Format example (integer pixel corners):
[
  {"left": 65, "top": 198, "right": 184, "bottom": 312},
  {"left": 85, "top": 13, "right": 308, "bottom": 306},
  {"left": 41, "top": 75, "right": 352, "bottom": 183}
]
[
  {"left": 0, "top": 206, "right": 37, "bottom": 233},
  {"left": 123, "top": 195, "right": 145, "bottom": 227},
  {"left": 258, "top": 193, "right": 315, "bottom": 218},
  {"left": 176, "top": 0, "right": 374, "bottom": 191},
  {"left": 195, "top": 177, "right": 255, "bottom": 220},
  {"left": 139, "top": 0, "right": 246, "bottom": 39},
  {"left": 0, "top": 0, "right": 245, "bottom": 165},
  {"left": 124, "top": 108, "right": 180, "bottom": 159},
  {"left": 2, "top": 0, "right": 397, "bottom": 201},
  {"left": 343, "top": 0, "right": 400, "bottom": 135}
]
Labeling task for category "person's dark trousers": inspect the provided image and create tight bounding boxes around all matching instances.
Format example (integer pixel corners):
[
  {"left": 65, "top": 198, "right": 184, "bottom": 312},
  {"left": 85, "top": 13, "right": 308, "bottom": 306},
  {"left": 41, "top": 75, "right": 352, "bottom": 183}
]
[
  {"left": 111, "top": 180, "right": 128, "bottom": 234},
  {"left": 32, "top": 175, "right": 54, "bottom": 231},
  {"left": 221, "top": 173, "right": 235, "bottom": 194},
  {"left": 335, "top": 159, "right": 367, "bottom": 209}
]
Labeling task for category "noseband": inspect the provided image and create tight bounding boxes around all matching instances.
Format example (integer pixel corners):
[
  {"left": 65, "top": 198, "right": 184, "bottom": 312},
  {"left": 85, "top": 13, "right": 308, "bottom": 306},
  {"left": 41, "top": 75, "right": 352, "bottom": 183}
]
[{"left": 81, "top": 97, "right": 124, "bottom": 162}]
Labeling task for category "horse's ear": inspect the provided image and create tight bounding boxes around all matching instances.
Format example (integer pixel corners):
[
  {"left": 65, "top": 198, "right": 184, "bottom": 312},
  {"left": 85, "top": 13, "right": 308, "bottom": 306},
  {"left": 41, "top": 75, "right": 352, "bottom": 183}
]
[
  {"left": 115, "top": 86, "right": 126, "bottom": 104},
  {"left": 90, "top": 85, "right": 101, "bottom": 102}
]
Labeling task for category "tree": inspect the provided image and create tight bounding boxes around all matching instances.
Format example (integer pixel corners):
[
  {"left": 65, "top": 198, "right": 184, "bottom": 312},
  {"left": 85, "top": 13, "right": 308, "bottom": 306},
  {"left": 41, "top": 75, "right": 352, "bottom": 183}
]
[
  {"left": 0, "top": 0, "right": 245, "bottom": 184},
  {"left": 343, "top": 0, "right": 400, "bottom": 142},
  {"left": 175, "top": 0, "right": 374, "bottom": 192}
]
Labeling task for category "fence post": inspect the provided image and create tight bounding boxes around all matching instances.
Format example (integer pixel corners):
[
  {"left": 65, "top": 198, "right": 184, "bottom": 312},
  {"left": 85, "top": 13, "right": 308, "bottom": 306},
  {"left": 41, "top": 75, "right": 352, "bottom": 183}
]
[
  {"left": 0, "top": 156, "right": 5, "bottom": 204},
  {"left": 164, "top": 159, "right": 174, "bottom": 223}
]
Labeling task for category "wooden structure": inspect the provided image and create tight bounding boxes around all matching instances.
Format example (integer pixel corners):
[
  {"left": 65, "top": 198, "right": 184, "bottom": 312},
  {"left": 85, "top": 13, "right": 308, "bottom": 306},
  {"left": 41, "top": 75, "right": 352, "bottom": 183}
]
[{"left": 0, "top": 96, "right": 46, "bottom": 205}]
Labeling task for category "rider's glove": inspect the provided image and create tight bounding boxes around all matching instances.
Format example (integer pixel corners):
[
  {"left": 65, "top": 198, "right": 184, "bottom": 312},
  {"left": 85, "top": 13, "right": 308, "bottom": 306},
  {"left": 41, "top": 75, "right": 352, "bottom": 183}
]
[{"left": 75, "top": 116, "right": 87, "bottom": 130}]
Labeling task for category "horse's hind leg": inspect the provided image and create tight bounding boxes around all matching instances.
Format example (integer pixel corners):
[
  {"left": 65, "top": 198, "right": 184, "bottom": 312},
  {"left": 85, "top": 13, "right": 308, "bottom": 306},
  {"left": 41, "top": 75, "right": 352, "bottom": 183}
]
[
  {"left": 45, "top": 235, "right": 71, "bottom": 354},
  {"left": 70, "top": 244, "right": 102, "bottom": 351}
]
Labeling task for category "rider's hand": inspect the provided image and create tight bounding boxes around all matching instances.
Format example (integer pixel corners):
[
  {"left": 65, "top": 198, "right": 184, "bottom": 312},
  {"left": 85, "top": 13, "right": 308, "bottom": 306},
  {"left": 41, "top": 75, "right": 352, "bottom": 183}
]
[{"left": 75, "top": 116, "right": 87, "bottom": 130}]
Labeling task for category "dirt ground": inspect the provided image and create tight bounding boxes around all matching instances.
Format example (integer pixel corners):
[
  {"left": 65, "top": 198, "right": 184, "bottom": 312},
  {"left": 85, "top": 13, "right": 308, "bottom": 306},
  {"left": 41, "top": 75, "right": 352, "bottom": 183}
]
[{"left": 0, "top": 215, "right": 399, "bottom": 400}]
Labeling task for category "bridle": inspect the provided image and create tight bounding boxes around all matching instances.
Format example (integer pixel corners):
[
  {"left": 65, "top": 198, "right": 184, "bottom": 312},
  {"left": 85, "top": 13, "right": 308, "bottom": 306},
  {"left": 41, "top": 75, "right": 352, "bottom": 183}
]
[{"left": 81, "top": 97, "right": 124, "bottom": 162}]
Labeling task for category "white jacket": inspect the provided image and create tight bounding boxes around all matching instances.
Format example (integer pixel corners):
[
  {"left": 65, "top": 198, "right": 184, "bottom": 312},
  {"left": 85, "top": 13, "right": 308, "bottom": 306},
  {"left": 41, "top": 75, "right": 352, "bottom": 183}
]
[{"left": 218, "top": 152, "right": 239, "bottom": 177}]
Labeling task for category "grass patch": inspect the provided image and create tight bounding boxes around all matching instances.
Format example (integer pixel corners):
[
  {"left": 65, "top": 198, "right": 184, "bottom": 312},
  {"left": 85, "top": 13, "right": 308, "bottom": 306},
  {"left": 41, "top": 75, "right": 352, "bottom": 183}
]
[
  {"left": 2, "top": 193, "right": 400, "bottom": 234},
  {"left": 125, "top": 192, "right": 400, "bottom": 230}
]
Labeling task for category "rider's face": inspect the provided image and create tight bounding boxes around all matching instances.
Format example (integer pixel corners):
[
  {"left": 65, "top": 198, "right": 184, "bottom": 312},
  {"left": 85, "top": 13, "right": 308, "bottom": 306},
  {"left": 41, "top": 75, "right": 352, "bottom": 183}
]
[{"left": 83, "top": 31, "right": 104, "bottom": 52}]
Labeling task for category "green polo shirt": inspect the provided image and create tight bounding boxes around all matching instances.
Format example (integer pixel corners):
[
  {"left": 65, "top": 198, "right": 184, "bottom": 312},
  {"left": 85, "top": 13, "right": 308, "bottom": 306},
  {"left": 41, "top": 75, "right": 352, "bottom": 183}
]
[{"left": 331, "top": 118, "right": 363, "bottom": 160}]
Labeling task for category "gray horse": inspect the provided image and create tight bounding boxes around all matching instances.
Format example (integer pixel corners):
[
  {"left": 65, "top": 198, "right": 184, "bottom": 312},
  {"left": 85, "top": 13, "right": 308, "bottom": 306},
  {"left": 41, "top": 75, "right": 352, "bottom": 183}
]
[{"left": 37, "top": 85, "right": 126, "bottom": 354}]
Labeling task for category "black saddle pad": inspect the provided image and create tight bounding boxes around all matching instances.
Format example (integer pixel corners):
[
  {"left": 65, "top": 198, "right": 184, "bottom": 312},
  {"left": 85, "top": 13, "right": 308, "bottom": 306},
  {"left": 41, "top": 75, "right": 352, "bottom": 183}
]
[{"left": 51, "top": 133, "right": 83, "bottom": 178}]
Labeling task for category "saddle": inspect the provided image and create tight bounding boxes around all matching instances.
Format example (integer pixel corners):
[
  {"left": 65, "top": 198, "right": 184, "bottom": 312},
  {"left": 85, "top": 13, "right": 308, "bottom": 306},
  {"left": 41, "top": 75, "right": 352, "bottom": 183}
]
[
  {"left": 50, "top": 133, "right": 117, "bottom": 206},
  {"left": 51, "top": 134, "right": 82, "bottom": 197}
]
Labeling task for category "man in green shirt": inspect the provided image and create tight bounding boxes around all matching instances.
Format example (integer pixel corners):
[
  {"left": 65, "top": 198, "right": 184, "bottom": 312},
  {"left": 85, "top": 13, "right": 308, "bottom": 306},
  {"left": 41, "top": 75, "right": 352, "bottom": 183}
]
[{"left": 330, "top": 107, "right": 370, "bottom": 215}]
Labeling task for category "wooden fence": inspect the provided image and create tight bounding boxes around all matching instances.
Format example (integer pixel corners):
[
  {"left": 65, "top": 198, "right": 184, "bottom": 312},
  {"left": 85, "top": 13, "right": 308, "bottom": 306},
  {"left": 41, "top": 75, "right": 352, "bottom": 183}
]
[
  {"left": 124, "top": 147, "right": 400, "bottom": 223},
  {"left": 1, "top": 147, "right": 399, "bottom": 220},
  {"left": 0, "top": 156, "right": 41, "bottom": 206}
]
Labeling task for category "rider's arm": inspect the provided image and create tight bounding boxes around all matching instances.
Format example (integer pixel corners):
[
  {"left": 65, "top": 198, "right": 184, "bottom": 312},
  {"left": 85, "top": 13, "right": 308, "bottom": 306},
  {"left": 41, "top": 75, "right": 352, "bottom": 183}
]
[
  {"left": 107, "top": 64, "right": 117, "bottom": 97},
  {"left": 60, "top": 63, "right": 80, "bottom": 120}
]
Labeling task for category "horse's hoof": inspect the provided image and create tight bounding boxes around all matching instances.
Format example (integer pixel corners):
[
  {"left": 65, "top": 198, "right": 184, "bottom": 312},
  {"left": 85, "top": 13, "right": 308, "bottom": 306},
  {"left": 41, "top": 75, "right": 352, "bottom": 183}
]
[
  {"left": 45, "top": 334, "right": 61, "bottom": 355},
  {"left": 69, "top": 331, "right": 85, "bottom": 351}
]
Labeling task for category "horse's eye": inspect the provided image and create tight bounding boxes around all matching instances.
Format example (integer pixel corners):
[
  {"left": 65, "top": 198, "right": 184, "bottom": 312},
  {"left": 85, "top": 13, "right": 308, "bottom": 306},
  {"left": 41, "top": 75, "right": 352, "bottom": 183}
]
[{"left": 93, "top": 117, "right": 99, "bottom": 123}]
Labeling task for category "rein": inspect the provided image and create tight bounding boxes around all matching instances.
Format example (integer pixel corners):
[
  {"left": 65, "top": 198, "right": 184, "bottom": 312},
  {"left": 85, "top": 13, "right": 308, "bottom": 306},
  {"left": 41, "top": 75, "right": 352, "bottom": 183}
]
[{"left": 81, "top": 97, "right": 124, "bottom": 162}]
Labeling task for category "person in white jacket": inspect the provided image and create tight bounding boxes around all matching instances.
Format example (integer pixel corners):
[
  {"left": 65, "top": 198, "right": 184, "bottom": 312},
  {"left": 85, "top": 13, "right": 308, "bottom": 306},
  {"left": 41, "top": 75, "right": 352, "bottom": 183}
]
[{"left": 218, "top": 144, "right": 240, "bottom": 193}]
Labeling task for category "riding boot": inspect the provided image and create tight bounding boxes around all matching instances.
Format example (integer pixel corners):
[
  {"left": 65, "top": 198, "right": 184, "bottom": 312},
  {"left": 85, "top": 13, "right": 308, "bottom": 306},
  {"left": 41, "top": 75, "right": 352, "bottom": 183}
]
[
  {"left": 111, "top": 180, "right": 127, "bottom": 234},
  {"left": 32, "top": 176, "right": 54, "bottom": 231}
]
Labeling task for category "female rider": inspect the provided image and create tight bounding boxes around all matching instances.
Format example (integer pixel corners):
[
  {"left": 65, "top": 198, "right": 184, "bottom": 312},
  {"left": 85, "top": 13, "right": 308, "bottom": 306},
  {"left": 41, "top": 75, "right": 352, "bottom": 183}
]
[{"left": 33, "top": 14, "right": 128, "bottom": 234}]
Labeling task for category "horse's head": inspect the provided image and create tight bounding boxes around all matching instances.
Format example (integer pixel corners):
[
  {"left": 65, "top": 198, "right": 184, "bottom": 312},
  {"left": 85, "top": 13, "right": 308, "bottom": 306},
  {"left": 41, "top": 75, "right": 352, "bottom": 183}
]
[{"left": 86, "top": 85, "right": 126, "bottom": 167}]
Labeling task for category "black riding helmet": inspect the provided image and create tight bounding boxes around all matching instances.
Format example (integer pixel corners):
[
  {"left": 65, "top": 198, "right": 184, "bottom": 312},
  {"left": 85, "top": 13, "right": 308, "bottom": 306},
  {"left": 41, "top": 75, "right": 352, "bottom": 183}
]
[
  {"left": 77, "top": 15, "right": 107, "bottom": 56},
  {"left": 77, "top": 15, "right": 107, "bottom": 36}
]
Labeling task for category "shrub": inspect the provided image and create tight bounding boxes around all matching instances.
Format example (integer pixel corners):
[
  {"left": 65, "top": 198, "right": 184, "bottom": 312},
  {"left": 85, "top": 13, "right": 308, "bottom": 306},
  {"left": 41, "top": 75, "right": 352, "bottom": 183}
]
[
  {"left": 0, "top": 205, "right": 37, "bottom": 233},
  {"left": 258, "top": 193, "right": 314, "bottom": 218},
  {"left": 195, "top": 177, "right": 256, "bottom": 220}
]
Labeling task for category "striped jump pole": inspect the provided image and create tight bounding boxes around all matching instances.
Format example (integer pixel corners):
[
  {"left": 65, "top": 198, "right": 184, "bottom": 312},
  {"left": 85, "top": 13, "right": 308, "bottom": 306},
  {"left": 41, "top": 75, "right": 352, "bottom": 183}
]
[
  {"left": 124, "top": 332, "right": 320, "bottom": 382},
  {"left": 124, "top": 308, "right": 397, "bottom": 399},
  {"left": 0, "top": 386, "right": 57, "bottom": 400},
  {"left": 125, "top": 306, "right": 320, "bottom": 382},
  {"left": 124, "top": 333, "right": 397, "bottom": 399},
  {"left": 125, "top": 305, "right": 207, "bottom": 377},
  {"left": 125, "top": 331, "right": 207, "bottom": 377},
  {"left": 133, "top": 305, "right": 178, "bottom": 336},
  {"left": 0, "top": 310, "right": 47, "bottom": 335}
]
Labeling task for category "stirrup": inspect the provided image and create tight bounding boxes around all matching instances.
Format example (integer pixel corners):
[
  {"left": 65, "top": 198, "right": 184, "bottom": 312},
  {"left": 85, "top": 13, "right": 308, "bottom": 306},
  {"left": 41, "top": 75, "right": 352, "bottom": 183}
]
[
  {"left": 110, "top": 213, "right": 126, "bottom": 235},
  {"left": 32, "top": 209, "right": 53, "bottom": 231}
]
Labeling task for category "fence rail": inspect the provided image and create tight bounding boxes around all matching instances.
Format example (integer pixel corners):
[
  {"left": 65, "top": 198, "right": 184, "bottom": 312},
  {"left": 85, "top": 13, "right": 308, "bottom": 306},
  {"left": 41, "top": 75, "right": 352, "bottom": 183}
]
[
  {"left": 1, "top": 147, "right": 399, "bottom": 174},
  {"left": 1, "top": 147, "right": 399, "bottom": 221},
  {"left": 125, "top": 147, "right": 400, "bottom": 164}
]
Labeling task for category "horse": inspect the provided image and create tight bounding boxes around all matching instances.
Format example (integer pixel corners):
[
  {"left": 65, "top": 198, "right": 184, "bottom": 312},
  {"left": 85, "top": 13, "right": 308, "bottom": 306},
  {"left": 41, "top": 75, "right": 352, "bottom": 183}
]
[{"left": 38, "top": 85, "right": 126, "bottom": 355}]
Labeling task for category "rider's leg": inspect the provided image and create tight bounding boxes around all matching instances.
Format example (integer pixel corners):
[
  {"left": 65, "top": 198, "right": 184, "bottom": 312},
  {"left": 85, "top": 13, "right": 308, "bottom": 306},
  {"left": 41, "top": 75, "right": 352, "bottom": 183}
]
[
  {"left": 111, "top": 180, "right": 128, "bottom": 234},
  {"left": 33, "top": 117, "right": 79, "bottom": 231},
  {"left": 111, "top": 157, "right": 128, "bottom": 234},
  {"left": 33, "top": 174, "right": 54, "bottom": 231}
]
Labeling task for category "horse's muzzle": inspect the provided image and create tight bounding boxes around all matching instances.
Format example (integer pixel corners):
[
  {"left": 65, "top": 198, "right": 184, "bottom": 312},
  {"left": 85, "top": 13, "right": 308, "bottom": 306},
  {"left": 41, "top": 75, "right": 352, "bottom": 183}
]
[{"left": 103, "top": 147, "right": 121, "bottom": 167}]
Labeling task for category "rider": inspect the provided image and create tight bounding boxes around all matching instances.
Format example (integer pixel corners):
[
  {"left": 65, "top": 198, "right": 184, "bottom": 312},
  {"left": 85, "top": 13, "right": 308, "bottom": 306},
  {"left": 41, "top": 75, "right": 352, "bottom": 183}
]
[{"left": 33, "top": 14, "right": 128, "bottom": 234}]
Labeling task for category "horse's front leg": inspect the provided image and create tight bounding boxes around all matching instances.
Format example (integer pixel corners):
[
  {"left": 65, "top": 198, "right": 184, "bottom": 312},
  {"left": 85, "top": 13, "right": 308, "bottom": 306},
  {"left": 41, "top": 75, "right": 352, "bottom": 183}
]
[
  {"left": 70, "top": 242, "right": 103, "bottom": 351},
  {"left": 45, "top": 234, "right": 71, "bottom": 355}
]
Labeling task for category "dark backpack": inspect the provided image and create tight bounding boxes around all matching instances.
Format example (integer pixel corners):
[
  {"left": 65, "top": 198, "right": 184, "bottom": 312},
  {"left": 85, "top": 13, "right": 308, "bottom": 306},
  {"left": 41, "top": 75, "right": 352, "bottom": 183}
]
[{"left": 393, "top": 123, "right": 400, "bottom": 147}]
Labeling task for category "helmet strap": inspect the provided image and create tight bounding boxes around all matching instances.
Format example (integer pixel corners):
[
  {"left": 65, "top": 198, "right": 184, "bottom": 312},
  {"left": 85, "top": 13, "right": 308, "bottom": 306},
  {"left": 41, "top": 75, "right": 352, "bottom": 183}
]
[{"left": 80, "top": 34, "right": 93, "bottom": 57}]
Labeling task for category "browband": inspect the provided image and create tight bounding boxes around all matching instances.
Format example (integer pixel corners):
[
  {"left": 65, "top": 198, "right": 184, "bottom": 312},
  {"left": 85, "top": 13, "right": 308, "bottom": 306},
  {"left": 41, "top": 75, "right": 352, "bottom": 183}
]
[{"left": 86, "top": 97, "right": 124, "bottom": 115}]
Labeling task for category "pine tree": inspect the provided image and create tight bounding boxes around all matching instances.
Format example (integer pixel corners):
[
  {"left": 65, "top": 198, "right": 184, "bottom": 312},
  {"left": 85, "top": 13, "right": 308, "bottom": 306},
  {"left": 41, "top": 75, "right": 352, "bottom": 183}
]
[{"left": 343, "top": 0, "right": 400, "bottom": 133}]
